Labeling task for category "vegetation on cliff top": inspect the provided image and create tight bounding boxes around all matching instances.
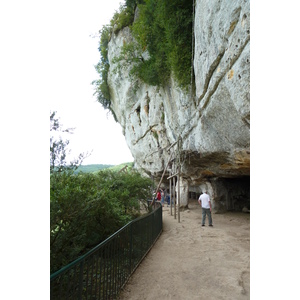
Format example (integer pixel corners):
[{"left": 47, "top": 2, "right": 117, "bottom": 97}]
[{"left": 93, "top": 0, "right": 193, "bottom": 118}]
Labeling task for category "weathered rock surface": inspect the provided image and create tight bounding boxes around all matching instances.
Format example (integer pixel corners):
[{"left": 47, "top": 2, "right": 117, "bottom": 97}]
[{"left": 107, "top": 0, "right": 250, "bottom": 212}]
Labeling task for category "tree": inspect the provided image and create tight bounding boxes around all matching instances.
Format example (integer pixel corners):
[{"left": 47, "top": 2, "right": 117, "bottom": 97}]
[
  {"left": 50, "top": 111, "right": 88, "bottom": 174},
  {"left": 50, "top": 169, "right": 153, "bottom": 273}
]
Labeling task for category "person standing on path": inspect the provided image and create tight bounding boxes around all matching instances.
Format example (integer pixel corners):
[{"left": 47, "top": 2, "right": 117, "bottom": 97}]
[
  {"left": 198, "top": 191, "right": 213, "bottom": 226},
  {"left": 161, "top": 189, "right": 165, "bottom": 207}
]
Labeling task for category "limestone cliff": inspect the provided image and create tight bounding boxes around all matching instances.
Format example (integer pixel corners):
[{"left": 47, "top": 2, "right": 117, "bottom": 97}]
[{"left": 107, "top": 0, "right": 250, "bottom": 212}]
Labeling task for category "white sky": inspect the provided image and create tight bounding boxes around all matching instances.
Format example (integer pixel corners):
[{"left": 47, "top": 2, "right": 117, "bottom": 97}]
[
  {"left": 18, "top": 0, "right": 128, "bottom": 166},
  {"left": 47, "top": 0, "right": 133, "bottom": 165}
]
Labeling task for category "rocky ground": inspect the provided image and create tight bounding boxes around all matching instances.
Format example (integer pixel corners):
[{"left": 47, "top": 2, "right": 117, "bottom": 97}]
[{"left": 118, "top": 200, "right": 250, "bottom": 300}]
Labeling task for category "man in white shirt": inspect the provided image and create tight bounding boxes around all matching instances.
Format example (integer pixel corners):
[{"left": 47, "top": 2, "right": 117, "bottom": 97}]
[{"left": 198, "top": 190, "right": 213, "bottom": 226}]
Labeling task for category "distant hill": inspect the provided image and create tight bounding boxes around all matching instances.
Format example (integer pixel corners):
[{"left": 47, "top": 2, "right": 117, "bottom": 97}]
[
  {"left": 74, "top": 162, "right": 134, "bottom": 174},
  {"left": 108, "top": 162, "right": 134, "bottom": 172},
  {"left": 74, "top": 164, "right": 114, "bottom": 174}
]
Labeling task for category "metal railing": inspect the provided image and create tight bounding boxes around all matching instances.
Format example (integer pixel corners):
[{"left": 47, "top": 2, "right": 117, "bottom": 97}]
[{"left": 50, "top": 204, "right": 162, "bottom": 299}]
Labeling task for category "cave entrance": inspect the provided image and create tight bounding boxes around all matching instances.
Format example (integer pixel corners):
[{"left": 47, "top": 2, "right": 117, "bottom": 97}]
[
  {"left": 188, "top": 176, "right": 250, "bottom": 213},
  {"left": 212, "top": 176, "right": 250, "bottom": 212}
]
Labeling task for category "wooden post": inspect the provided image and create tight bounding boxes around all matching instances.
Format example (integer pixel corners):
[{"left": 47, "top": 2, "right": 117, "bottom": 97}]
[
  {"left": 177, "top": 166, "right": 181, "bottom": 223},
  {"left": 173, "top": 175, "right": 176, "bottom": 219},
  {"left": 169, "top": 169, "right": 172, "bottom": 216},
  {"left": 177, "top": 137, "right": 181, "bottom": 223},
  {"left": 151, "top": 154, "right": 173, "bottom": 206}
]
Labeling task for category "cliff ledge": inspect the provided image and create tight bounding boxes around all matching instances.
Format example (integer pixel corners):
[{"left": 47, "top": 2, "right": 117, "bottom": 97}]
[{"left": 107, "top": 0, "right": 250, "bottom": 212}]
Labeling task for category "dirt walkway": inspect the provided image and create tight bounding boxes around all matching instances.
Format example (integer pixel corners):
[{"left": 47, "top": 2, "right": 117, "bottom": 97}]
[{"left": 119, "top": 200, "right": 250, "bottom": 300}]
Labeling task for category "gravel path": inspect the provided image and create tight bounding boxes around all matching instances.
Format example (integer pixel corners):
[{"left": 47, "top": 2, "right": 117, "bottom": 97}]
[{"left": 119, "top": 200, "right": 250, "bottom": 300}]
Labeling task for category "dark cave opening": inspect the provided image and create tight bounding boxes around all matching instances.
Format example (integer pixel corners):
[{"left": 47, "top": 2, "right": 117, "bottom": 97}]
[{"left": 212, "top": 176, "right": 250, "bottom": 212}]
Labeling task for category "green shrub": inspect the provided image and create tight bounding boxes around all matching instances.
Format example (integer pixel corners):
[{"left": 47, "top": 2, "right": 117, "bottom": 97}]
[
  {"left": 50, "top": 169, "right": 152, "bottom": 273},
  {"left": 110, "top": 3, "right": 135, "bottom": 34},
  {"left": 118, "top": 0, "right": 193, "bottom": 89},
  {"left": 93, "top": 0, "right": 194, "bottom": 114}
]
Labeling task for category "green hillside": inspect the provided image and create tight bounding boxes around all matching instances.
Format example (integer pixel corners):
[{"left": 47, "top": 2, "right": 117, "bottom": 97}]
[
  {"left": 73, "top": 162, "right": 134, "bottom": 174},
  {"left": 108, "top": 162, "right": 134, "bottom": 172},
  {"left": 74, "top": 164, "right": 114, "bottom": 174}
]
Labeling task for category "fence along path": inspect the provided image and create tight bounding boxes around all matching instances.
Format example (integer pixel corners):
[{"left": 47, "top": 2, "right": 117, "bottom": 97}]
[
  {"left": 50, "top": 205, "right": 162, "bottom": 300},
  {"left": 119, "top": 200, "right": 250, "bottom": 300}
]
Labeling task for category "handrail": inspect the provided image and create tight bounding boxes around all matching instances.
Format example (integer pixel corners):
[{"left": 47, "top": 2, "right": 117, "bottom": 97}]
[
  {"left": 50, "top": 222, "right": 131, "bottom": 281},
  {"left": 50, "top": 205, "right": 162, "bottom": 299}
]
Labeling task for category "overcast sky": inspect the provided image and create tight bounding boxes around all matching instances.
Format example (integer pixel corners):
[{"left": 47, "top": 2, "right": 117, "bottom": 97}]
[
  {"left": 47, "top": 0, "right": 134, "bottom": 165},
  {"left": 43, "top": 0, "right": 132, "bottom": 165}
]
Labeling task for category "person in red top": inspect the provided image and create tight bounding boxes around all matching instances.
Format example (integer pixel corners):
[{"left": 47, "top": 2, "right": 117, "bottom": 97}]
[{"left": 156, "top": 190, "right": 161, "bottom": 201}]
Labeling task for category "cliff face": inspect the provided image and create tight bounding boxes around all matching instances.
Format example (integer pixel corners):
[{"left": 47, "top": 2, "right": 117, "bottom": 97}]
[{"left": 107, "top": 0, "right": 250, "bottom": 212}]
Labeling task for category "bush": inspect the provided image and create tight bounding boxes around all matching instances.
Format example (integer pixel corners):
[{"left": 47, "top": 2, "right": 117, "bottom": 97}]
[
  {"left": 118, "top": 0, "right": 193, "bottom": 89},
  {"left": 110, "top": 3, "right": 135, "bottom": 34},
  {"left": 50, "top": 169, "right": 152, "bottom": 273},
  {"left": 93, "top": 0, "right": 194, "bottom": 114}
]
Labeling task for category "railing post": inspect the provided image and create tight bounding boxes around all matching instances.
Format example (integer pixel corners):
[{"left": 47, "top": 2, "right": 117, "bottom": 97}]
[
  {"left": 78, "top": 261, "right": 84, "bottom": 300},
  {"left": 152, "top": 210, "right": 155, "bottom": 243},
  {"left": 129, "top": 222, "right": 133, "bottom": 274}
]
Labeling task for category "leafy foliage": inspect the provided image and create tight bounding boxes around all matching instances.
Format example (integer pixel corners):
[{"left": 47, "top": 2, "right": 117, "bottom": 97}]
[
  {"left": 110, "top": 2, "right": 135, "bottom": 35},
  {"left": 50, "top": 169, "right": 152, "bottom": 273},
  {"left": 93, "top": 0, "right": 193, "bottom": 114},
  {"left": 116, "top": 0, "right": 194, "bottom": 89},
  {"left": 125, "top": 0, "right": 144, "bottom": 10}
]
